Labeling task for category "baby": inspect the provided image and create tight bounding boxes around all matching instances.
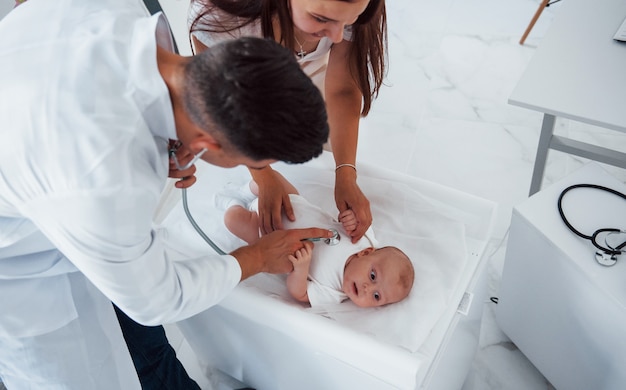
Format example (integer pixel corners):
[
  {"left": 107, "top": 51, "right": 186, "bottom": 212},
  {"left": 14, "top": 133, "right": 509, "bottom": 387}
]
[{"left": 219, "top": 175, "right": 414, "bottom": 308}]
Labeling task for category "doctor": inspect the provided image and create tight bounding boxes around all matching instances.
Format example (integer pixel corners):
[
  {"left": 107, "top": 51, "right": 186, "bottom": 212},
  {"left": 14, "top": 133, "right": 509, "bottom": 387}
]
[{"left": 0, "top": 0, "right": 330, "bottom": 389}]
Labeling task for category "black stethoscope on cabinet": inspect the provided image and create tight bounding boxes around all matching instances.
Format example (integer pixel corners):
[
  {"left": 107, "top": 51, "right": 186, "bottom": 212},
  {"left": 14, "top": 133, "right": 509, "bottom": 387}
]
[{"left": 557, "top": 184, "right": 626, "bottom": 266}]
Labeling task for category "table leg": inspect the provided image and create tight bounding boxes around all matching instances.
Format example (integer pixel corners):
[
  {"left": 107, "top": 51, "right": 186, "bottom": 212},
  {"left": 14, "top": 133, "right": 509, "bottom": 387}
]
[{"left": 529, "top": 113, "right": 556, "bottom": 196}]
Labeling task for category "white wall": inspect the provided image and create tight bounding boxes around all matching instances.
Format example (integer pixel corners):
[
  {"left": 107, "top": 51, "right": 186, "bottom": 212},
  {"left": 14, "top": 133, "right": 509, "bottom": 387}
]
[
  {"left": 159, "top": 0, "right": 193, "bottom": 56},
  {"left": 0, "top": 0, "right": 15, "bottom": 20}
]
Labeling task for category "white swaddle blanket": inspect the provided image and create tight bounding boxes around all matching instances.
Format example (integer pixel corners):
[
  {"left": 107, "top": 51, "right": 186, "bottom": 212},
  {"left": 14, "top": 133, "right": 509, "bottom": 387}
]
[{"left": 160, "top": 155, "right": 468, "bottom": 353}]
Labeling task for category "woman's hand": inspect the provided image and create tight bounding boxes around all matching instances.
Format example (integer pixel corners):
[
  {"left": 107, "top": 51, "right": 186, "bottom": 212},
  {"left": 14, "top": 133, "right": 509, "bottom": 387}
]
[
  {"left": 250, "top": 166, "right": 296, "bottom": 235},
  {"left": 335, "top": 169, "right": 372, "bottom": 243}
]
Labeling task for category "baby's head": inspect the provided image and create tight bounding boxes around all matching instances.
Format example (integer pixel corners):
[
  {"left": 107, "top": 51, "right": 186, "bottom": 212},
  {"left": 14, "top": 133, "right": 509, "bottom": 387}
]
[{"left": 342, "top": 246, "right": 414, "bottom": 308}]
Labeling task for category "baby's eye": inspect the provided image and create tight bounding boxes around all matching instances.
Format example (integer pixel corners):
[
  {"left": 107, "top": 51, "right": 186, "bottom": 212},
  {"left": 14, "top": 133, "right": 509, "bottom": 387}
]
[
  {"left": 370, "top": 270, "right": 376, "bottom": 281},
  {"left": 373, "top": 292, "right": 381, "bottom": 301}
]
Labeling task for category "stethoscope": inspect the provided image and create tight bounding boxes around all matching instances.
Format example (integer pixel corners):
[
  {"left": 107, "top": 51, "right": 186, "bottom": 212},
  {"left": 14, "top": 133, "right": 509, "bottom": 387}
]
[
  {"left": 169, "top": 144, "right": 340, "bottom": 255},
  {"left": 557, "top": 183, "right": 626, "bottom": 266}
]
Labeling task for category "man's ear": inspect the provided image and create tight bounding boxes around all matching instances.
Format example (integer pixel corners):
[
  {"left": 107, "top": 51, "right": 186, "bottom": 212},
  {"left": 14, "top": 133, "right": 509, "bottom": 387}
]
[{"left": 189, "top": 133, "right": 222, "bottom": 153}]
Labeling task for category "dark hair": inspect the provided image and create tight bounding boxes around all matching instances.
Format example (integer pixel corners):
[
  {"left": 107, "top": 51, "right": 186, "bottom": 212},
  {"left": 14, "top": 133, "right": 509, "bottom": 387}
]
[
  {"left": 183, "top": 37, "right": 329, "bottom": 164},
  {"left": 189, "top": 0, "right": 387, "bottom": 116}
]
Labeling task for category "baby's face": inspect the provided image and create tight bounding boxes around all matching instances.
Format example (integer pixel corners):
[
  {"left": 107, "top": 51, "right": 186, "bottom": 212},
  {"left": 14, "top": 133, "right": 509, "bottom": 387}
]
[{"left": 342, "top": 247, "right": 410, "bottom": 308}]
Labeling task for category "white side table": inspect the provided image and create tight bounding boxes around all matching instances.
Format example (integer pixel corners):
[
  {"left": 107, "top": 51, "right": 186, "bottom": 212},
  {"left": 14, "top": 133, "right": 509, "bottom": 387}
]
[{"left": 496, "top": 162, "right": 626, "bottom": 390}]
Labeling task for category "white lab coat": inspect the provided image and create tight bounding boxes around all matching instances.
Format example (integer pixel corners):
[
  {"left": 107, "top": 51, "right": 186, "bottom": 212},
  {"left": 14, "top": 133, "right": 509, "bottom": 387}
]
[{"left": 0, "top": 0, "right": 241, "bottom": 387}]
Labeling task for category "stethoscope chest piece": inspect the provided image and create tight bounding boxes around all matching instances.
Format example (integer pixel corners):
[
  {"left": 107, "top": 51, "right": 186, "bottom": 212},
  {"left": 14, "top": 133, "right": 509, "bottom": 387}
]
[
  {"left": 301, "top": 228, "right": 341, "bottom": 246},
  {"left": 592, "top": 229, "right": 625, "bottom": 266},
  {"left": 595, "top": 230, "right": 626, "bottom": 266},
  {"left": 595, "top": 251, "right": 618, "bottom": 267},
  {"left": 325, "top": 228, "right": 341, "bottom": 246}
]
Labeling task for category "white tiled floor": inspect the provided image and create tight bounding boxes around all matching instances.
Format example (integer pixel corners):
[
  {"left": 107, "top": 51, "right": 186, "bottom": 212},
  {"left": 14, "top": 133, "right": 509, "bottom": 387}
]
[
  {"left": 3, "top": 0, "right": 625, "bottom": 388},
  {"left": 156, "top": 0, "right": 626, "bottom": 389}
]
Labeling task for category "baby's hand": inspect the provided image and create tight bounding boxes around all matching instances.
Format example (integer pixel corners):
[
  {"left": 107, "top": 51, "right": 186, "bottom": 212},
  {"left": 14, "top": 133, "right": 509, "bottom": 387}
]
[
  {"left": 338, "top": 209, "right": 358, "bottom": 234},
  {"left": 288, "top": 245, "right": 312, "bottom": 271}
]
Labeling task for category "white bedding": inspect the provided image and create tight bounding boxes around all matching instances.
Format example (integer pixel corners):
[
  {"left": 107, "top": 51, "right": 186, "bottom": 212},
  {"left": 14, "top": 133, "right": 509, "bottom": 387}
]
[{"left": 160, "top": 152, "right": 471, "bottom": 353}]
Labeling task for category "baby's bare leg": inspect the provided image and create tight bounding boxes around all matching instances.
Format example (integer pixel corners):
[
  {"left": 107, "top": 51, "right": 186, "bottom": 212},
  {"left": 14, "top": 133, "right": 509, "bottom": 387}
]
[
  {"left": 228, "top": 174, "right": 298, "bottom": 244},
  {"left": 224, "top": 206, "right": 260, "bottom": 244}
]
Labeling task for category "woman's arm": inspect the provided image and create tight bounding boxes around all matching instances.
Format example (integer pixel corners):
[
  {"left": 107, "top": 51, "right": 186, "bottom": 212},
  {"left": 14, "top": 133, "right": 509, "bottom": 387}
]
[
  {"left": 325, "top": 40, "right": 372, "bottom": 243},
  {"left": 248, "top": 166, "right": 295, "bottom": 235}
]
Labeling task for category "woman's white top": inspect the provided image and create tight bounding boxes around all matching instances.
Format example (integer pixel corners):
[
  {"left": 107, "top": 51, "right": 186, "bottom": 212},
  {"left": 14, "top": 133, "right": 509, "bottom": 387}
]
[
  {"left": 0, "top": 0, "right": 241, "bottom": 338},
  {"left": 188, "top": 0, "right": 352, "bottom": 94}
]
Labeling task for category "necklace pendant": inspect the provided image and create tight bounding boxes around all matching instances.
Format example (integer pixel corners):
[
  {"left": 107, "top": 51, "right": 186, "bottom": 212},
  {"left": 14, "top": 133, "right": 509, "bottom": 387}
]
[{"left": 294, "top": 33, "right": 307, "bottom": 59}]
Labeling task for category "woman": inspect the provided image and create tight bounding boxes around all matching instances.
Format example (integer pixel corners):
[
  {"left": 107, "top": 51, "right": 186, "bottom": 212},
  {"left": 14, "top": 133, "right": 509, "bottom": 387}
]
[{"left": 189, "top": 0, "right": 387, "bottom": 243}]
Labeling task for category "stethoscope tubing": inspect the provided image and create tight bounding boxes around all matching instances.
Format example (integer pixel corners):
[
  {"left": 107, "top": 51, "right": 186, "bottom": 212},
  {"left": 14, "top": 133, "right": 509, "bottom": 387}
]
[
  {"left": 173, "top": 145, "right": 340, "bottom": 255},
  {"left": 182, "top": 187, "right": 227, "bottom": 255},
  {"left": 557, "top": 183, "right": 626, "bottom": 257}
]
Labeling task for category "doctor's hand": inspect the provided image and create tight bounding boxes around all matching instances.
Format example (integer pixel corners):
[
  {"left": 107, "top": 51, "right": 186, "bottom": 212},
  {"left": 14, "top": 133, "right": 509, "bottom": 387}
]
[
  {"left": 231, "top": 228, "right": 332, "bottom": 281},
  {"left": 335, "top": 170, "right": 372, "bottom": 243},
  {"left": 168, "top": 145, "right": 197, "bottom": 189},
  {"left": 249, "top": 166, "right": 296, "bottom": 235}
]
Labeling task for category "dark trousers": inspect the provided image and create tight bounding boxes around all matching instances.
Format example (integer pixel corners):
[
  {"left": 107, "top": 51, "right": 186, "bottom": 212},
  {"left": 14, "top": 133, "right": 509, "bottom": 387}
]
[{"left": 114, "top": 305, "right": 201, "bottom": 390}]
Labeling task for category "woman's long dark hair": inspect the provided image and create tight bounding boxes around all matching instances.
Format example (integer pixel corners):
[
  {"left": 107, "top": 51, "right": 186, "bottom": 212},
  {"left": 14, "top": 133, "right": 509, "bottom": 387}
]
[{"left": 189, "top": 0, "right": 387, "bottom": 115}]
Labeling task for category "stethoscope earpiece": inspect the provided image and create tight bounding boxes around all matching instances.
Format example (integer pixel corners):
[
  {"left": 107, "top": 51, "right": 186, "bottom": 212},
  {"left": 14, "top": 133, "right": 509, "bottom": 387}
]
[{"left": 169, "top": 141, "right": 208, "bottom": 171}]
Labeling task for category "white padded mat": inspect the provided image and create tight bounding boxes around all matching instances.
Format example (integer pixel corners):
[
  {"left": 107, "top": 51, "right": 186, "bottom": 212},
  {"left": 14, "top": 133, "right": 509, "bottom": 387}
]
[{"left": 160, "top": 153, "right": 471, "bottom": 353}]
